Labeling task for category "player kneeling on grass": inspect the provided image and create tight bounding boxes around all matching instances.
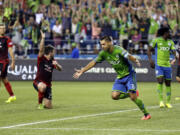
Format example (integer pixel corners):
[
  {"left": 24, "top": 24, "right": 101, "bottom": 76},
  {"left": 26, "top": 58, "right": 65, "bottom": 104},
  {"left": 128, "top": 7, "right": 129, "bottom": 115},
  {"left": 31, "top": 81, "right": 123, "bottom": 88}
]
[
  {"left": 33, "top": 31, "right": 62, "bottom": 109},
  {"left": 73, "top": 36, "right": 151, "bottom": 120}
]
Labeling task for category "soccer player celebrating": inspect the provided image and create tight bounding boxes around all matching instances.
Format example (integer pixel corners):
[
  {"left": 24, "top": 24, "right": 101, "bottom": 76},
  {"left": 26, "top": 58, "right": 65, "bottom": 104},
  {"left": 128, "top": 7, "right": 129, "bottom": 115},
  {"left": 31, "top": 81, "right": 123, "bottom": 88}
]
[
  {"left": 148, "top": 27, "right": 178, "bottom": 108},
  {"left": 33, "top": 31, "right": 62, "bottom": 109},
  {"left": 0, "top": 23, "right": 16, "bottom": 103},
  {"left": 73, "top": 36, "right": 151, "bottom": 120}
]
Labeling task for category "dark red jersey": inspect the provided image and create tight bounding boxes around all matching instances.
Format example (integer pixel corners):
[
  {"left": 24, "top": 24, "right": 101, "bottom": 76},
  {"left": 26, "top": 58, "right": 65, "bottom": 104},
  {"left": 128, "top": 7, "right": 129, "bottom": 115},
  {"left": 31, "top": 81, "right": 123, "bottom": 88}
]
[
  {"left": 0, "top": 36, "right": 13, "bottom": 63},
  {"left": 177, "top": 42, "right": 180, "bottom": 65},
  {"left": 34, "top": 56, "right": 56, "bottom": 87}
]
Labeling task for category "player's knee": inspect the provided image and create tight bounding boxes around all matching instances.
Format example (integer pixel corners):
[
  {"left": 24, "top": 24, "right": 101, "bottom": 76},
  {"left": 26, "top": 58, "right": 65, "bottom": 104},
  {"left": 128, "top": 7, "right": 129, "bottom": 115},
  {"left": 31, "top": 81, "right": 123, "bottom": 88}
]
[
  {"left": 112, "top": 95, "right": 119, "bottom": 100},
  {"left": 38, "top": 83, "right": 46, "bottom": 92},
  {"left": 130, "top": 96, "right": 136, "bottom": 101},
  {"left": 176, "top": 77, "right": 180, "bottom": 83},
  {"left": 44, "top": 104, "right": 52, "bottom": 109},
  {"left": 129, "top": 93, "right": 137, "bottom": 101},
  {"left": 44, "top": 102, "right": 52, "bottom": 109}
]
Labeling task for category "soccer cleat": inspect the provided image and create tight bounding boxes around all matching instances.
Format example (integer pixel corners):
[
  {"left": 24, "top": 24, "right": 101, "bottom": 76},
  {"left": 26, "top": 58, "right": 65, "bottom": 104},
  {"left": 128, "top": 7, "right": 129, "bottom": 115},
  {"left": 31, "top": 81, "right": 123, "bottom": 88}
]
[
  {"left": 175, "top": 97, "right": 180, "bottom": 100},
  {"left": 5, "top": 96, "right": 16, "bottom": 103},
  {"left": 136, "top": 90, "right": 139, "bottom": 97},
  {"left": 165, "top": 103, "right": 172, "bottom": 108},
  {"left": 38, "top": 104, "right": 44, "bottom": 110},
  {"left": 141, "top": 114, "right": 151, "bottom": 120},
  {"left": 159, "top": 101, "right": 165, "bottom": 108}
]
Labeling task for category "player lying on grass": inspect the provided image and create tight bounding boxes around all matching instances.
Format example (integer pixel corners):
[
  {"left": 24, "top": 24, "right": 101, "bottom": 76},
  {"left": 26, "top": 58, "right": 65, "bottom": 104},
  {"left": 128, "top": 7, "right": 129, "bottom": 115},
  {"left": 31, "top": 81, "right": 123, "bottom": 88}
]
[
  {"left": 33, "top": 31, "right": 62, "bottom": 109},
  {"left": 148, "top": 27, "right": 178, "bottom": 108},
  {"left": 73, "top": 36, "right": 151, "bottom": 120}
]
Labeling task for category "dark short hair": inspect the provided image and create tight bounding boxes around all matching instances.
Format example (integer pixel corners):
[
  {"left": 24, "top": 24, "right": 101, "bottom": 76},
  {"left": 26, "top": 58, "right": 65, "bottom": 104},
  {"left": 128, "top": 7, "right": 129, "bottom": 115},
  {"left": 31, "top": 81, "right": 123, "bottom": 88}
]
[
  {"left": 44, "top": 45, "right": 55, "bottom": 55},
  {"left": 157, "top": 27, "right": 170, "bottom": 37},
  {"left": 100, "top": 36, "right": 112, "bottom": 42}
]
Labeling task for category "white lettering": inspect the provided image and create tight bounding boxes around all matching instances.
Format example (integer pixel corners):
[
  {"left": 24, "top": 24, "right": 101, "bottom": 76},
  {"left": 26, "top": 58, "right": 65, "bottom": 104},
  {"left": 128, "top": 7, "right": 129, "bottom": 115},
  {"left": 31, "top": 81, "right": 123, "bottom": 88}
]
[
  {"left": 22, "top": 74, "right": 26, "bottom": 80},
  {"left": 135, "top": 68, "right": 148, "bottom": 74}
]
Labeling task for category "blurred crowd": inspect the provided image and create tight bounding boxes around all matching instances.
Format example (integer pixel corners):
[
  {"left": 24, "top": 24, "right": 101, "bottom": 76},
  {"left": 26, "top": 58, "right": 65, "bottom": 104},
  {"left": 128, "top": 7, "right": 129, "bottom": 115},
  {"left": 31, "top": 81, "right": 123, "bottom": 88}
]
[{"left": 0, "top": 0, "right": 179, "bottom": 58}]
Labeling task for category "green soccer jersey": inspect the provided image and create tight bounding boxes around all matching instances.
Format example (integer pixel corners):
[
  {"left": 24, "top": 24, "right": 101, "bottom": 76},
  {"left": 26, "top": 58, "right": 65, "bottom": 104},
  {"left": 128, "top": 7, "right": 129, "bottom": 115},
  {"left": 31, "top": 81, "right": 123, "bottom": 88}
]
[
  {"left": 94, "top": 45, "right": 133, "bottom": 78},
  {"left": 150, "top": 37, "right": 175, "bottom": 67}
]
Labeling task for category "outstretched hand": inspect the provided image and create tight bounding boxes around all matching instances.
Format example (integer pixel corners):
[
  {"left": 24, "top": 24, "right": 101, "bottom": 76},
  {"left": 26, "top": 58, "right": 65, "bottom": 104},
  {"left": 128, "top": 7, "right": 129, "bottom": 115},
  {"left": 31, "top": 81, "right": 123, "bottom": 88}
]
[{"left": 73, "top": 68, "right": 83, "bottom": 79}]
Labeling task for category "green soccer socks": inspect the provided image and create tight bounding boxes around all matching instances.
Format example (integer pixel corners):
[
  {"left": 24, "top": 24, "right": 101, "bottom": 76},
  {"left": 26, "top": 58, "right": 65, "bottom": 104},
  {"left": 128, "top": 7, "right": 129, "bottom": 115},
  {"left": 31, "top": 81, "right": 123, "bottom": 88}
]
[
  {"left": 133, "top": 98, "right": 149, "bottom": 115},
  {"left": 157, "top": 84, "right": 163, "bottom": 102},
  {"left": 166, "top": 86, "right": 171, "bottom": 103}
]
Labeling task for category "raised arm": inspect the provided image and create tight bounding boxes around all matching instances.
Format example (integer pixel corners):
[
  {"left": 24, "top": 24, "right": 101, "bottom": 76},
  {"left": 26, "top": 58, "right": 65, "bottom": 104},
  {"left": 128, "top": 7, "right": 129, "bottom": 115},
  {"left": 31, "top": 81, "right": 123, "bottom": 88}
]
[
  {"left": 38, "top": 31, "right": 45, "bottom": 57},
  {"left": 73, "top": 60, "right": 96, "bottom": 79}
]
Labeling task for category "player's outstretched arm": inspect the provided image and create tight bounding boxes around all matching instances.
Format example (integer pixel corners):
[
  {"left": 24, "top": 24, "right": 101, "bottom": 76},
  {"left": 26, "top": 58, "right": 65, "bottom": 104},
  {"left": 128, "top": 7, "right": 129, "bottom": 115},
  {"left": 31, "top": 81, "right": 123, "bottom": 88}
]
[
  {"left": 128, "top": 54, "right": 141, "bottom": 67},
  {"left": 53, "top": 60, "right": 62, "bottom": 71},
  {"left": 38, "top": 31, "right": 45, "bottom": 57},
  {"left": 8, "top": 47, "right": 15, "bottom": 70},
  {"left": 147, "top": 46, "right": 155, "bottom": 68},
  {"left": 73, "top": 60, "right": 96, "bottom": 79}
]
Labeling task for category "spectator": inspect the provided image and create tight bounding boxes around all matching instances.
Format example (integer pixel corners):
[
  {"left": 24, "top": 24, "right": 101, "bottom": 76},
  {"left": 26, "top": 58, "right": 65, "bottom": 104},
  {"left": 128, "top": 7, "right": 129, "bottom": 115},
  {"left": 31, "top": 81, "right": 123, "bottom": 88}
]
[
  {"left": 62, "top": 29, "right": 74, "bottom": 54},
  {"left": 71, "top": 42, "right": 79, "bottom": 59},
  {"left": 0, "top": 0, "right": 179, "bottom": 57},
  {"left": 131, "top": 29, "right": 141, "bottom": 54},
  {"left": 52, "top": 19, "right": 62, "bottom": 51},
  {"left": 92, "top": 21, "right": 101, "bottom": 39}
]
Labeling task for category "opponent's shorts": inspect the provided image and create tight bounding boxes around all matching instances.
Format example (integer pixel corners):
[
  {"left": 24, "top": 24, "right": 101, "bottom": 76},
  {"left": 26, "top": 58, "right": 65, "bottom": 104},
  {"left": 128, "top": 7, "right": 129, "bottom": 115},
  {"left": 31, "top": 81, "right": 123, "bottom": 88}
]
[
  {"left": 176, "top": 65, "right": 180, "bottom": 77},
  {"left": 155, "top": 65, "right": 172, "bottom": 80},
  {"left": 0, "top": 62, "right": 8, "bottom": 78},
  {"left": 112, "top": 72, "right": 137, "bottom": 93},
  {"left": 33, "top": 80, "right": 52, "bottom": 100}
]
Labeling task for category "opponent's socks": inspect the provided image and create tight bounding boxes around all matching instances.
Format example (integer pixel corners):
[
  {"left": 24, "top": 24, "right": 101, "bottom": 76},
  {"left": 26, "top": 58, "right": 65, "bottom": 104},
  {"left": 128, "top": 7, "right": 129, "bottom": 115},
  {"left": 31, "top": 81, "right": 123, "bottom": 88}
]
[
  {"left": 166, "top": 86, "right": 171, "bottom": 103},
  {"left": 4, "top": 82, "right": 14, "bottom": 96},
  {"left": 133, "top": 98, "right": 149, "bottom": 115},
  {"left": 157, "top": 84, "right": 163, "bottom": 102},
  {"left": 119, "top": 93, "right": 129, "bottom": 99},
  {"left": 38, "top": 91, "right": 44, "bottom": 104}
]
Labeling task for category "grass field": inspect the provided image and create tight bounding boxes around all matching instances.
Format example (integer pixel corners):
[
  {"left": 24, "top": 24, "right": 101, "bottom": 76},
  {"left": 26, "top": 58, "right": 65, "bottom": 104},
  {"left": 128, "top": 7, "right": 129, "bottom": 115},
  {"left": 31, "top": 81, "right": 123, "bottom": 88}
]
[{"left": 0, "top": 81, "right": 180, "bottom": 135}]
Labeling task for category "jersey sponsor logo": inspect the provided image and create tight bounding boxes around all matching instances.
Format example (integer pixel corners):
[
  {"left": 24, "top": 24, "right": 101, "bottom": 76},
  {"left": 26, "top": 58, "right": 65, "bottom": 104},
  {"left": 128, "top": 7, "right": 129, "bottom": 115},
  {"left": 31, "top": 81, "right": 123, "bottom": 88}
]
[
  {"left": 44, "top": 64, "right": 53, "bottom": 73},
  {"left": 160, "top": 47, "right": 170, "bottom": 51}
]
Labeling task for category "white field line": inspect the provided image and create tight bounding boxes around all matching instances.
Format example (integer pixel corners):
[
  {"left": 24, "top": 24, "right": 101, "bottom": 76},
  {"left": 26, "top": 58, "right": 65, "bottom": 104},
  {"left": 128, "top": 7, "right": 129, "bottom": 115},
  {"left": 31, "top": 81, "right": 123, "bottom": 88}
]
[
  {"left": 0, "top": 103, "right": 179, "bottom": 129},
  {"left": 7, "top": 127, "right": 180, "bottom": 132}
]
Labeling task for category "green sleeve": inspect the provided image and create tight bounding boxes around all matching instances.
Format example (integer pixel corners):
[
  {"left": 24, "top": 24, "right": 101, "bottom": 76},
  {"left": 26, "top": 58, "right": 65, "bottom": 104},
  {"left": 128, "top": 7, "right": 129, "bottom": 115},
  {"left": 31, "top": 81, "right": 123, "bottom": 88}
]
[
  {"left": 150, "top": 39, "right": 157, "bottom": 48},
  {"left": 94, "top": 51, "right": 105, "bottom": 63},
  {"left": 170, "top": 40, "right": 175, "bottom": 50},
  {"left": 116, "top": 46, "right": 129, "bottom": 58}
]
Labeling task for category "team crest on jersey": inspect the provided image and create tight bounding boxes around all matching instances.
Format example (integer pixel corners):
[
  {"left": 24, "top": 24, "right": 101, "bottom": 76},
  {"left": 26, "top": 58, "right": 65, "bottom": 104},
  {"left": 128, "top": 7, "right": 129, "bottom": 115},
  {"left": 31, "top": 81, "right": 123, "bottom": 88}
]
[
  {"left": 168, "top": 42, "right": 171, "bottom": 46},
  {"left": 159, "top": 43, "right": 163, "bottom": 45},
  {"left": 116, "top": 54, "right": 120, "bottom": 59}
]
